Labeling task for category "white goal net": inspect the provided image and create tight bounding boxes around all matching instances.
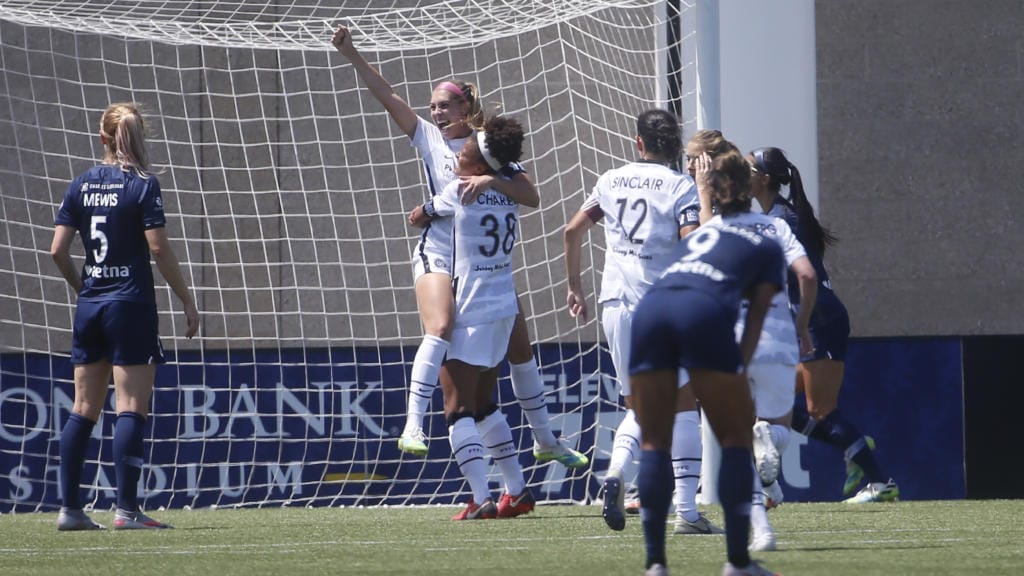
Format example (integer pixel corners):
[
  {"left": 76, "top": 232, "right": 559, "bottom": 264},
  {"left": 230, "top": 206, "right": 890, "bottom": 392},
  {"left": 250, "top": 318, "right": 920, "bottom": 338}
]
[{"left": 0, "top": 0, "right": 700, "bottom": 510}]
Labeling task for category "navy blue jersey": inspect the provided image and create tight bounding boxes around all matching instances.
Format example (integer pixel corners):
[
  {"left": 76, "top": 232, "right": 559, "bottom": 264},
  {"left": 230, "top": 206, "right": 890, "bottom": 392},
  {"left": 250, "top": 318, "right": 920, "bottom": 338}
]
[
  {"left": 656, "top": 216, "right": 787, "bottom": 323},
  {"left": 765, "top": 197, "right": 847, "bottom": 324},
  {"left": 54, "top": 165, "right": 165, "bottom": 303}
]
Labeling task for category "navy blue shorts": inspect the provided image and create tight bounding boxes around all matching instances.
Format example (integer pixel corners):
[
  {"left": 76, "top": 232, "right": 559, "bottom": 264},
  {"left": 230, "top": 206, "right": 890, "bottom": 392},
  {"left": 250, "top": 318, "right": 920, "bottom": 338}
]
[
  {"left": 801, "top": 294, "right": 850, "bottom": 362},
  {"left": 629, "top": 287, "right": 744, "bottom": 376},
  {"left": 71, "top": 300, "right": 165, "bottom": 365}
]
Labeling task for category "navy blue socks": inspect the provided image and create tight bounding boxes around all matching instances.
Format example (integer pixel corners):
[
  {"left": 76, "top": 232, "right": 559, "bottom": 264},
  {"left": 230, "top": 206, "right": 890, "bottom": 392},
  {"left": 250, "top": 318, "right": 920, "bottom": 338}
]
[
  {"left": 719, "top": 447, "right": 754, "bottom": 568},
  {"left": 638, "top": 449, "right": 673, "bottom": 569},
  {"left": 113, "top": 411, "right": 147, "bottom": 512},
  {"left": 60, "top": 413, "right": 97, "bottom": 509}
]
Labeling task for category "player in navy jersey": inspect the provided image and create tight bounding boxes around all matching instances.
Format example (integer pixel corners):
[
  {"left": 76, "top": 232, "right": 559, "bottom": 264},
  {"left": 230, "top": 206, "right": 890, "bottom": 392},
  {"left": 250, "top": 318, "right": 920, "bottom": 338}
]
[
  {"left": 630, "top": 145, "right": 784, "bottom": 576},
  {"left": 50, "top": 102, "right": 199, "bottom": 531},
  {"left": 409, "top": 116, "right": 532, "bottom": 519},
  {"left": 748, "top": 147, "right": 899, "bottom": 504},
  {"left": 332, "top": 24, "right": 587, "bottom": 469},
  {"left": 563, "top": 109, "right": 721, "bottom": 535}
]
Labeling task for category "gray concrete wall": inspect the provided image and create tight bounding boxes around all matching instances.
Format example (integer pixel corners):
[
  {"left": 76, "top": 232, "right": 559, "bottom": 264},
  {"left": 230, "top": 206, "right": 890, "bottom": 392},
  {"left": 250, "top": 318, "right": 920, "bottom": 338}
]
[{"left": 816, "top": 0, "right": 1024, "bottom": 336}]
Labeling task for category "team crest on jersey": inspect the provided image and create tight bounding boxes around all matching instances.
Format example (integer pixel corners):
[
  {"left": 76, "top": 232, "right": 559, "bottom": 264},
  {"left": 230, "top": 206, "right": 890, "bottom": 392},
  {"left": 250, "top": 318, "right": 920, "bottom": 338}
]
[
  {"left": 434, "top": 258, "right": 450, "bottom": 270},
  {"left": 155, "top": 195, "right": 163, "bottom": 208}
]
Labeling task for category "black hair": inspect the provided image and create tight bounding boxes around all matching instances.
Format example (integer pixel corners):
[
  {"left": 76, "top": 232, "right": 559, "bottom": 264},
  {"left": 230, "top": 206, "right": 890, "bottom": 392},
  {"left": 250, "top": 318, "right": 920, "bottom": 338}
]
[
  {"left": 636, "top": 109, "right": 682, "bottom": 162},
  {"left": 750, "top": 147, "right": 837, "bottom": 255},
  {"left": 482, "top": 115, "right": 524, "bottom": 166}
]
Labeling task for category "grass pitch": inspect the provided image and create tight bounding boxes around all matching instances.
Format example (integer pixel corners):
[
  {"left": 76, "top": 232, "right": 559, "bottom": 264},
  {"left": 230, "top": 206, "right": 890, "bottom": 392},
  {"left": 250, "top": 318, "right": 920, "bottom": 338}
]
[{"left": 2, "top": 500, "right": 1022, "bottom": 575}]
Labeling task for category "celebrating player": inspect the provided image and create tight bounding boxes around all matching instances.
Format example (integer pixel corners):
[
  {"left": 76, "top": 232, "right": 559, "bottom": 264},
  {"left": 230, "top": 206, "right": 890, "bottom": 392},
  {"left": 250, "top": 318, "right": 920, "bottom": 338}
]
[
  {"left": 629, "top": 143, "right": 784, "bottom": 576},
  {"left": 748, "top": 147, "right": 899, "bottom": 504},
  {"left": 408, "top": 116, "right": 533, "bottom": 519},
  {"left": 332, "top": 23, "right": 586, "bottom": 468},
  {"left": 50, "top": 102, "right": 199, "bottom": 531},
  {"left": 563, "top": 109, "right": 720, "bottom": 534}
]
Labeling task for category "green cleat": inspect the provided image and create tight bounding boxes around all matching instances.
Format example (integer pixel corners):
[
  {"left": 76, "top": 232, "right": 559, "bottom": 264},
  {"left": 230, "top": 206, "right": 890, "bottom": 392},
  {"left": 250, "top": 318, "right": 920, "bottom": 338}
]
[
  {"left": 843, "top": 435, "right": 876, "bottom": 496},
  {"left": 533, "top": 439, "right": 589, "bottom": 468},
  {"left": 397, "top": 428, "right": 428, "bottom": 457},
  {"left": 843, "top": 479, "right": 899, "bottom": 504}
]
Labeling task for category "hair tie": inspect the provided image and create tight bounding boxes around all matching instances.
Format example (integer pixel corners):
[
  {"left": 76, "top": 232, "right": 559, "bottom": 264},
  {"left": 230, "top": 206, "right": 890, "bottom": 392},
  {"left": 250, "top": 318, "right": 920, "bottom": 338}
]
[
  {"left": 435, "top": 81, "right": 466, "bottom": 100},
  {"left": 476, "top": 131, "right": 502, "bottom": 171}
]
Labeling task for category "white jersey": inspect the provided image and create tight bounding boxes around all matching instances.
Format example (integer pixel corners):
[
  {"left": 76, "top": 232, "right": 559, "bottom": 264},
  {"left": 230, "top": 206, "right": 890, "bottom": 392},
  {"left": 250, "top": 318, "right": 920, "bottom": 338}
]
[
  {"left": 583, "top": 160, "right": 699, "bottom": 308},
  {"left": 709, "top": 212, "right": 807, "bottom": 365},
  {"left": 409, "top": 117, "right": 464, "bottom": 274},
  {"left": 432, "top": 179, "right": 519, "bottom": 327}
]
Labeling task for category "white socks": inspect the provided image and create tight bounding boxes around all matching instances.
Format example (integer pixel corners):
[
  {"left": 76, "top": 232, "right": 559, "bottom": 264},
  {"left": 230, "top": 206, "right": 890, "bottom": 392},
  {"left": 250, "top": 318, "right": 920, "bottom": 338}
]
[
  {"left": 509, "top": 358, "right": 558, "bottom": 449},
  {"left": 405, "top": 334, "right": 448, "bottom": 433},
  {"left": 672, "top": 410, "right": 702, "bottom": 522},
  {"left": 477, "top": 410, "right": 525, "bottom": 496}
]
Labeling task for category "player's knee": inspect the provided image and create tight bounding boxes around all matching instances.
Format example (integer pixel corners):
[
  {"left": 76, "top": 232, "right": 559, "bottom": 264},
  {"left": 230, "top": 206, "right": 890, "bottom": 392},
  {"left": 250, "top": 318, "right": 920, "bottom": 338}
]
[{"left": 445, "top": 410, "right": 475, "bottom": 427}]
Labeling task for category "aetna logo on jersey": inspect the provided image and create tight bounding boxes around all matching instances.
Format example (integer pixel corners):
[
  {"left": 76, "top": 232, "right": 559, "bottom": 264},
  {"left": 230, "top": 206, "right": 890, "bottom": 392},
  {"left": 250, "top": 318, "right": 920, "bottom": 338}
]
[
  {"left": 82, "top": 193, "right": 120, "bottom": 207},
  {"left": 610, "top": 176, "right": 664, "bottom": 190},
  {"left": 84, "top": 264, "right": 132, "bottom": 278}
]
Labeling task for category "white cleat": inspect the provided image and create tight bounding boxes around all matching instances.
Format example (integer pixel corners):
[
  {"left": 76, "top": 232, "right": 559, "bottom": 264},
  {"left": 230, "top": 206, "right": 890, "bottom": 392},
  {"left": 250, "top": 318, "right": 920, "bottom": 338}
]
[
  {"left": 762, "top": 480, "right": 784, "bottom": 510},
  {"left": 749, "top": 529, "right": 777, "bottom": 552},
  {"left": 752, "top": 421, "right": 781, "bottom": 485}
]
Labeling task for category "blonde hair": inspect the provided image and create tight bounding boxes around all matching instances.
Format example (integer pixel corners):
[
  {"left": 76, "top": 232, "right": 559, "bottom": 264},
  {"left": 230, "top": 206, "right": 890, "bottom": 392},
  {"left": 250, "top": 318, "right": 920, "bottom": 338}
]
[{"left": 100, "top": 102, "right": 151, "bottom": 177}]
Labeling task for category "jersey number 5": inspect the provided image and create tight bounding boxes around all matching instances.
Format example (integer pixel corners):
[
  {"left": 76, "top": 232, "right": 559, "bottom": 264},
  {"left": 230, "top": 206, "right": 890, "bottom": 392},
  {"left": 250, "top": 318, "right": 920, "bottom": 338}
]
[{"left": 90, "top": 215, "right": 109, "bottom": 263}]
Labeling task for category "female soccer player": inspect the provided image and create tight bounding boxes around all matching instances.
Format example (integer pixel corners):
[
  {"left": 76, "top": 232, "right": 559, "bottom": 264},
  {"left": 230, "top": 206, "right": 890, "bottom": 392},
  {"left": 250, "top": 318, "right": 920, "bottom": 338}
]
[
  {"left": 332, "top": 24, "right": 586, "bottom": 468},
  {"left": 630, "top": 143, "right": 784, "bottom": 576},
  {"left": 748, "top": 147, "right": 898, "bottom": 504},
  {"left": 409, "top": 116, "right": 532, "bottom": 519},
  {"left": 563, "top": 110, "right": 719, "bottom": 534},
  {"left": 50, "top": 102, "right": 199, "bottom": 530},
  {"left": 689, "top": 131, "right": 818, "bottom": 551}
]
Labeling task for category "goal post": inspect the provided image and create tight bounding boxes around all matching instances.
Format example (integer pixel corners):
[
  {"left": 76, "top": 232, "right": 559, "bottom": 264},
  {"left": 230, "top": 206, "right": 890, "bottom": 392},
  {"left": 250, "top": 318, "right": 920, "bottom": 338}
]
[{"left": 0, "top": 0, "right": 705, "bottom": 511}]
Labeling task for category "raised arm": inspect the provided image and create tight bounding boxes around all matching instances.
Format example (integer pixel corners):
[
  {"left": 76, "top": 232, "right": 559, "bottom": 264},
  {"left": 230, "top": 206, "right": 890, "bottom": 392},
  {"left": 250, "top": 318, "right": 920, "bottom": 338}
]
[
  {"left": 563, "top": 209, "right": 597, "bottom": 322},
  {"left": 332, "top": 24, "right": 419, "bottom": 139},
  {"left": 145, "top": 227, "right": 200, "bottom": 339}
]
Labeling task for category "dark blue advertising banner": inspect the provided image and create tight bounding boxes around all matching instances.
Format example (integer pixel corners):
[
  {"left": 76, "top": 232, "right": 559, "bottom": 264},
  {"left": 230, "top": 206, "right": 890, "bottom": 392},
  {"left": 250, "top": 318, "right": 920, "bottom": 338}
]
[{"left": 0, "top": 338, "right": 964, "bottom": 512}]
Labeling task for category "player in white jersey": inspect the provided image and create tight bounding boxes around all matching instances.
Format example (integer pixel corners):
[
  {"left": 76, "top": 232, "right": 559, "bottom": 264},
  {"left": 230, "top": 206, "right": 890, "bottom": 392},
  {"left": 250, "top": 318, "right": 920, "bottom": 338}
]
[
  {"left": 332, "top": 25, "right": 587, "bottom": 469},
  {"left": 409, "top": 116, "right": 533, "bottom": 519},
  {"left": 564, "top": 109, "right": 718, "bottom": 534}
]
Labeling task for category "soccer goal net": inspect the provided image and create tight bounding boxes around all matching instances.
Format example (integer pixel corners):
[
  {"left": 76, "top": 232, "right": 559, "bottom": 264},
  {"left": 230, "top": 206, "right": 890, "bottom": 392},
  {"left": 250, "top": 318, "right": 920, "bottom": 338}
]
[{"left": 0, "top": 0, "right": 701, "bottom": 511}]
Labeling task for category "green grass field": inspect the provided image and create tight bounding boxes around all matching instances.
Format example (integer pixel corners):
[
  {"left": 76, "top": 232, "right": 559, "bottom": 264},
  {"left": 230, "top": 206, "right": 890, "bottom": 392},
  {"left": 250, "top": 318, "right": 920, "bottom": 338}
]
[{"left": 3, "top": 500, "right": 1023, "bottom": 575}]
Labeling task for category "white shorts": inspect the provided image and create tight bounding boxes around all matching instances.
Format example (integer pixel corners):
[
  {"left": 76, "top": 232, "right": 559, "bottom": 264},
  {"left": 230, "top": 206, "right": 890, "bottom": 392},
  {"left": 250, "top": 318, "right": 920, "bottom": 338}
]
[
  {"left": 411, "top": 242, "right": 452, "bottom": 282},
  {"left": 747, "top": 362, "right": 796, "bottom": 419},
  {"left": 602, "top": 299, "right": 688, "bottom": 398},
  {"left": 447, "top": 315, "right": 516, "bottom": 369}
]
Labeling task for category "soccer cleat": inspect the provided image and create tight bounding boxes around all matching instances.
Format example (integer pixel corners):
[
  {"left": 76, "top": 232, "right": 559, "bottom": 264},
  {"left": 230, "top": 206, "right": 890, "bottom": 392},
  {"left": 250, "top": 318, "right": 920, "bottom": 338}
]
[
  {"left": 624, "top": 486, "right": 641, "bottom": 515},
  {"left": 451, "top": 498, "right": 497, "bottom": 520},
  {"left": 600, "top": 476, "right": 626, "bottom": 531},
  {"left": 842, "top": 436, "right": 876, "bottom": 496},
  {"left": 57, "top": 507, "right": 105, "bottom": 531},
  {"left": 398, "top": 427, "right": 428, "bottom": 457},
  {"left": 752, "top": 421, "right": 781, "bottom": 485},
  {"left": 533, "top": 439, "right": 589, "bottom": 469},
  {"left": 673, "top": 513, "right": 725, "bottom": 535},
  {"left": 749, "top": 529, "right": 777, "bottom": 552},
  {"left": 112, "top": 508, "right": 172, "bottom": 530},
  {"left": 722, "top": 560, "right": 780, "bottom": 575},
  {"left": 497, "top": 490, "right": 536, "bottom": 518},
  {"left": 762, "top": 480, "right": 784, "bottom": 510},
  {"left": 645, "top": 563, "right": 670, "bottom": 576},
  {"left": 843, "top": 479, "right": 899, "bottom": 504}
]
